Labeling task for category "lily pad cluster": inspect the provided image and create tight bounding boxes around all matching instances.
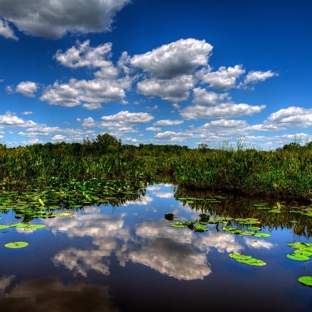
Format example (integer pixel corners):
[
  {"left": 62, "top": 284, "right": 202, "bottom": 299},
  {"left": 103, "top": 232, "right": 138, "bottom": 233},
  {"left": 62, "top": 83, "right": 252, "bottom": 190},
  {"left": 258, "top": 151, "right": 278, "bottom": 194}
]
[
  {"left": 287, "top": 242, "right": 312, "bottom": 262},
  {"left": 171, "top": 221, "right": 209, "bottom": 232},
  {"left": 229, "top": 253, "right": 266, "bottom": 266}
]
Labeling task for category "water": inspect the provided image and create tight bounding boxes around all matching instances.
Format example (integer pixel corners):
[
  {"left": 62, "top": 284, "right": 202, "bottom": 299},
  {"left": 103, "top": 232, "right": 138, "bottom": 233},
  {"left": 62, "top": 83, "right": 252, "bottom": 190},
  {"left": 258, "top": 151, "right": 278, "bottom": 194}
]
[{"left": 1, "top": 184, "right": 312, "bottom": 311}]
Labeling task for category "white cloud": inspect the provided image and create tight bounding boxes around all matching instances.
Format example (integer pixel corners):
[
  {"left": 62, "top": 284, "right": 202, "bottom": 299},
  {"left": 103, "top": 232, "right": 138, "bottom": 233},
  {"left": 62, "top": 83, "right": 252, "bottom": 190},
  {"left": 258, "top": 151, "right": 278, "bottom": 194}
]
[
  {"left": 154, "top": 119, "right": 184, "bottom": 126},
  {"left": 192, "top": 88, "right": 231, "bottom": 106},
  {"left": 250, "top": 107, "right": 312, "bottom": 131},
  {"left": 82, "top": 103, "right": 102, "bottom": 110},
  {"left": 136, "top": 75, "right": 194, "bottom": 102},
  {"left": 241, "top": 70, "right": 278, "bottom": 86},
  {"left": 130, "top": 38, "right": 213, "bottom": 79},
  {"left": 16, "top": 81, "right": 38, "bottom": 97},
  {"left": 40, "top": 76, "right": 130, "bottom": 107},
  {"left": 146, "top": 127, "right": 161, "bottom": 131},
  {"left": 179, "top": 87, "right": 265, "bottom": 120},
  {"left": 21, "top": 111, "right": 33, "bottom": 115},
  {"left": 196, "top": 65, "right": 245, "bottom": 89},
  {"left": 0, "top": 0, "right": 130, "bottom": 38},
  {"left": 0, "top": 18, "right": 18, "bottom": 40},
  {"left": 51, "top": 134, "right": 66, "bottom": 141},
  {"left": 0, "top": 112, "right": 36, "bottom": 127},
  {"left": 5, "top": 85, "right": 13, "bottom": 94},
  {"left": 101, "top": 111, "right": 154, "bottom": 126},
  {"left": 117, "top": 51, "right": 132, "bottom": 74},
  {"left": 54, "top": 40, "right": 115, "bottom": 71}
]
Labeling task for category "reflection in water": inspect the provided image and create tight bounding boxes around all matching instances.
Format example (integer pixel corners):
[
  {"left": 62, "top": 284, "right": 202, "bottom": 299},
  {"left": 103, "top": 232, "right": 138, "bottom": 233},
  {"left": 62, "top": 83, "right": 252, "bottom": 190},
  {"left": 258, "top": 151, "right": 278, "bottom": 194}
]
[
  {"left": 129, "top": 238, "right": 211, "bottom": 280},
  {"left": 0, "top": 277, "right": 120, "bottom": 312},
  {"left": 244, "top": 237, "right": 275, "bottom": 249},
  {"left": 193, "top": 232, "right": 243, "bottom": 254},
  {"left": 48, "top": 208, "right": 132, "bottom": 277},
  {"left": 54, "top": 248, "right": 110, "bottom": 277},
  {"left": 0, "top": 275, "right": 15, "bottom": 296}
]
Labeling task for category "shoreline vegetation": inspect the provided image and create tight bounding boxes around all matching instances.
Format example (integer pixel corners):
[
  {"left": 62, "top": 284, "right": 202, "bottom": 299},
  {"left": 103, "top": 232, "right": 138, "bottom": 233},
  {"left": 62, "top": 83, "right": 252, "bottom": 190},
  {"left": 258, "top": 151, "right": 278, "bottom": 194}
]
[{"left": 0, "top": 133, "right": 312, "bottom": 200}]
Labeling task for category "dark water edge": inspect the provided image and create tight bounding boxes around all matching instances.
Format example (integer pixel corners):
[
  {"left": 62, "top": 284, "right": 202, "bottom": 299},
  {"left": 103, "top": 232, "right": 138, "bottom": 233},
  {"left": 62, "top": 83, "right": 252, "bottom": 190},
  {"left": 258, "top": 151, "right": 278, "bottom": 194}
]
[{"left": 1, "top": 183, "right": 312, "bottom": 311}]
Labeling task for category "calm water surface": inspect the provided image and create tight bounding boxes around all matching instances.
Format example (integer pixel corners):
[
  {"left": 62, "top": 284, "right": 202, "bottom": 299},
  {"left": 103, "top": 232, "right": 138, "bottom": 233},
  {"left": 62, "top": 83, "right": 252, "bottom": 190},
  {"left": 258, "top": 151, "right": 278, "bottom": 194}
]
[{"left": 1, "top": 184, "right": 312, "bottom": 311}]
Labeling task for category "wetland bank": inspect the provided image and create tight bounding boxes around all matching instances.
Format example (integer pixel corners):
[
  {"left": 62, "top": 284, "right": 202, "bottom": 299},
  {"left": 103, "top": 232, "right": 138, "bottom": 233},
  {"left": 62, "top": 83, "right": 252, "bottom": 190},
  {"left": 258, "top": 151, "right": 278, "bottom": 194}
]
[{"left": 1, "top": 134, "right": 312, "bottom": 311}]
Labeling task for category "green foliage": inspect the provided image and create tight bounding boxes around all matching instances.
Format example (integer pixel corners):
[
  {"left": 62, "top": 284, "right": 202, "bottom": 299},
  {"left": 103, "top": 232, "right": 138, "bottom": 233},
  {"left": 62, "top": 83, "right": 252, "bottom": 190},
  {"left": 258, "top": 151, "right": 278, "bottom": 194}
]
[{"left": 0, "top": 134, "right": 312, "bottom": 199}]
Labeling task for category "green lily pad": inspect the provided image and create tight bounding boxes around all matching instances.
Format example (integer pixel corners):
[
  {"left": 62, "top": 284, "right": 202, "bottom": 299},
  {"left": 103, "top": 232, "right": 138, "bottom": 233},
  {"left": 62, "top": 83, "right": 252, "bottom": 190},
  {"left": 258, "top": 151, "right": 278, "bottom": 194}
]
[
  {"left": 229, "top": 253, "right": 266, "bottom": 266},
  {"left": 25, "top": 224, "right": 46, "bottom": 231},
  {"left": 0, "top": 225, "right": 10, "bottom": 229},
  {"left": 171, "top": 222, "right": 187, "bottom": 228},
  {"left": 298, "top": 276, "right": 312, "bottom": 287},
  {"left": 237, "top": 258, "right": 266, "bottom": 266},
  {"left": 288, "top": 242, "right": 308, "bottom": 249},
  {"left": 294, "top": 249, "right": 312, "bottom": 257},
  {"left": 254, "top": 233, "right": 271, "bottom": 238},
  {"left": 287, "top": 253, "right": 310, "bottom": 261},
  {"left": 54, "top": 212, "right": 73, "bottom": 217},
  {"left": 5, "top": 241, "right": 29, "bottom": 248},
  {"left": 248, "top": 227, "right": 261, "bottom": 231}
]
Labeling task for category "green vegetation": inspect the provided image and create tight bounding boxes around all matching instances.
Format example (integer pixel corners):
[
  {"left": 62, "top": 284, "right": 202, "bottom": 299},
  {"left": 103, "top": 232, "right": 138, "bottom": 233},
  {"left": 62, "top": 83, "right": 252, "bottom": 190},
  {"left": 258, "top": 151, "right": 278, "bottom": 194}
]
[
  {"left": 229, "top": 253, "right": 266, "bottom": 266},
  {"left": 0, "top": 134, "right": 312, "bottom": 199}
]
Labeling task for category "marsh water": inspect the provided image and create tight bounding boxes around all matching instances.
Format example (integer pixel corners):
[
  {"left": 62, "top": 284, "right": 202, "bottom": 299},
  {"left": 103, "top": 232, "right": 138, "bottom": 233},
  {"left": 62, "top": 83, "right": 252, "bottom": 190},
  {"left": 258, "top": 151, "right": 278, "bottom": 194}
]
[{"left": 1, "top": 183, "right": 312, "bottom": 311}]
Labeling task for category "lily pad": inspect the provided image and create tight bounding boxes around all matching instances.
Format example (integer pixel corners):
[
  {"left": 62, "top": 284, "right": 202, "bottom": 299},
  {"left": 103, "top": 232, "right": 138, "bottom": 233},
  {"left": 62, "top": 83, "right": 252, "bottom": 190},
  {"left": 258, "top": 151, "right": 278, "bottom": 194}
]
[
  {"left": 298, "top": 276, "right": 312, "bottom": 287},
  {"left": 254, "top": 233, "right": 271, "bottom": 238},
  {"left": 54, "top": 212, "right": 73, "bottom": 217},
  {"left": 25, "top": 224, "right": 46, "bottom": 231},
  {"left": 248, "top": 227, "right": 261, "bottom": 231},
  {"left": 287, "top": 253, "right": 310, "bottom": 261},
  {"left": 4, "top": 241, "right": 29, "bottom": 248},
  {"left": 0, "top": 225, "right": 10, "bottom": 229},
  {"left": 288, "top": 242, "right": 308, "bottom": 249},
  {"left": 171, "top": 222, "right": 187, "bottom": 228}
]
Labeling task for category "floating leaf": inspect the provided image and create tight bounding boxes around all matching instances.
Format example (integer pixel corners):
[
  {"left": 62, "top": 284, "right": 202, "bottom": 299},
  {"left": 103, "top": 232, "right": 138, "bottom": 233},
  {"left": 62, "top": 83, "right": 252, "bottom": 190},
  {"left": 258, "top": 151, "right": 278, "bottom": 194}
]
[
  {"left": 54, "top": 212, "right": 73, "bottom": 217},
  {"left": 0, "top": 225, "right": 10, "bottom": 229},
  {"left": 248, "top": 227, "right": 261, "bottom": 231},
  {"left": 25, "top": 224, "right": 46, "bottom": 231},
  {"left": 298, "top": 276, "right": 312, "bottom": 287},
  {"left": 287, "top": 253, "right": 310, "bottom": 261},
  {"left": 171, "top": 222, "right": 187, "bottom": 228},
  {"left": 254, "top": 233, "right": 271, "bottom": 238},
  {"left": 5, "top": 241, "right": 29, "bottom": 248},
  {"left": 288, "top": 242, "right": 308, "bottom": 249}
]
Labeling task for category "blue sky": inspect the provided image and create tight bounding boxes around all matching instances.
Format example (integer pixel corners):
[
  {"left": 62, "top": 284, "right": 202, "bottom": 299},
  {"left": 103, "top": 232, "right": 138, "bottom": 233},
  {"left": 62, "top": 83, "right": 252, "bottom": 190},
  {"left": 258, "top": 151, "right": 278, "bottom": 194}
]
[{"left": 0, "top": 0, "right": 311, "bottom": 149}]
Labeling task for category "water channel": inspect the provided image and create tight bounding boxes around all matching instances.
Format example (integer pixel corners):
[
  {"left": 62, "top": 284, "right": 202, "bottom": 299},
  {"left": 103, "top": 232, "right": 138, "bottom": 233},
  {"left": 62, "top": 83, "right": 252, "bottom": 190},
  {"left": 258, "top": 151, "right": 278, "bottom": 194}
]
[{"left": 1, "top": 184, "right": 312, "bottom": 311}]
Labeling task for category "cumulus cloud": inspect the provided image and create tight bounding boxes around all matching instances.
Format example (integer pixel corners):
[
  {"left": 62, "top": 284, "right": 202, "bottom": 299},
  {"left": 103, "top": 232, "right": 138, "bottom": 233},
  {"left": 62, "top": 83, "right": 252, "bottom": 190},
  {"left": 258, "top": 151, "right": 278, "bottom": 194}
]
[
  {"left": 54, "top": 40, "right": 116, "bottom": 71},
  {"left": 0, "top": 0, "right": 130, "bottom": 38},
  {"left": 101, "top": 111, "right": 154, "bottom": 126},
  {"left": 0, "top": 18, "right": 18, "bottom": 40},
  {"left": 130, "top": 38, "right": 213, "bottom": 79},
  {"left": 136, "top": 75, "right": 194, "bottom": 102},
  {"left": 250, "top": 106, "right": 312, "bottom": 131},
  {"left": 82, "top": 103, "right": 102, "bottom": 110},
  {"left": 16, "top": 81, "right": 38, "bottom": 97},
  {"left": 153, "top": 119, "right": 184, "bottom": 126},
  {"left": 240, "top": 70, "right": 278, "bottom": 88},
  {"left": 146, "top": 127, "right": 161, "bottom": 131},
  {"left": 51, "top": 134, "right": 66, "bottom": 141},
  {"left": 196, "top": 65, "right": 245, "bottom": 89},
  {"left": 40, "top": 77, "right": 130, "bottom": 107},
  {"left": 0, "top": 112, "right": 36, "bottom": 127},
  {"left": 179, "top": 87, "right": 265, "bottom": 120}
]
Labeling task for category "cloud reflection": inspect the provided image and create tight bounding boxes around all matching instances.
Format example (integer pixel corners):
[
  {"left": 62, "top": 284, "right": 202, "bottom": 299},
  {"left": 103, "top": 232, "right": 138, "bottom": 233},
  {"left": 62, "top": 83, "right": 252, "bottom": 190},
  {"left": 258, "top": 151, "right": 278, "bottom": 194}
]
[{"left": 0, "top": 277, "right": 120, "bottom": 311}]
